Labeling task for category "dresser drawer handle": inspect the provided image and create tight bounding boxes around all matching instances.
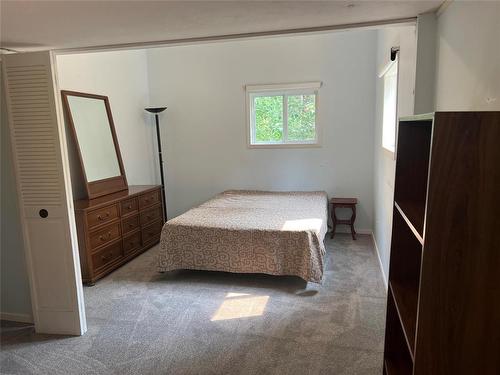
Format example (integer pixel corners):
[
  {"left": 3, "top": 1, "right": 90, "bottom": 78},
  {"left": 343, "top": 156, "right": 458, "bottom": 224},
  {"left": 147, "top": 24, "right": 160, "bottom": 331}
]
[
  {"left": 97, "top": 212, "right": 110, "bottom": 221},
  {"left": 99, "top": 231, "right": 112, "bottom": 241},
  {"left": 127, "top": 204, "right": 133, "bottom": 209},
  {"left": 128, "top": 223, "right": 135, "bottom": 228}
]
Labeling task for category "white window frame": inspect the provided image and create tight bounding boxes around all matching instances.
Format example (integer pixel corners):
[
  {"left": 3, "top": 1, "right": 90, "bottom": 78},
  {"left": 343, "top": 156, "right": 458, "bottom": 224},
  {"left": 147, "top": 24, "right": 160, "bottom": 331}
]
[
  {"left": 245, "top": 82, "right": 322, "bottom": 148},
  {"left": 379, "top": 56, "right": 399, "bottom": 158}
]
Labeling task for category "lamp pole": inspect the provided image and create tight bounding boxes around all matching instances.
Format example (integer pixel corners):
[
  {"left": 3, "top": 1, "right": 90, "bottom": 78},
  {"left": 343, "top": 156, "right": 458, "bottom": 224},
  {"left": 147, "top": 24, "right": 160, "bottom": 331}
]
[{"left": 145, "top": 107, "right": 167, "bottom": 221}]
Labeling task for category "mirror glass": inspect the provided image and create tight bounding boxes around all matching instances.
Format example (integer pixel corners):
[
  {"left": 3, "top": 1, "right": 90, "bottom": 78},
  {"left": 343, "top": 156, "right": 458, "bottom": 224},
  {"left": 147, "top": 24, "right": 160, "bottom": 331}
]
[{"left": 66, "top": 95, "right": 121, "bottom": 182}]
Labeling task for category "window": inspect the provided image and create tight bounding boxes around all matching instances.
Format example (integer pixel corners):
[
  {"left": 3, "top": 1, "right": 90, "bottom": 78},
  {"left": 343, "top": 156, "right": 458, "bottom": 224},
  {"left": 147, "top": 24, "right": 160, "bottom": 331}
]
[
  {"left": 381, "top": 58, "right": 399, "bottom": 154},
  {"left": 246, "top": 82, "right": 321, "bottom": 147}
]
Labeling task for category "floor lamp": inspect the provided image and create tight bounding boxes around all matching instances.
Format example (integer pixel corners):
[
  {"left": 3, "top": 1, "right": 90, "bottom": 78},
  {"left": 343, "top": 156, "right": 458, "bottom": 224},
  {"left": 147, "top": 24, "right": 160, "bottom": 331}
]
[{"left": 145, "top": 107, "right": 167, "bottom": 221}]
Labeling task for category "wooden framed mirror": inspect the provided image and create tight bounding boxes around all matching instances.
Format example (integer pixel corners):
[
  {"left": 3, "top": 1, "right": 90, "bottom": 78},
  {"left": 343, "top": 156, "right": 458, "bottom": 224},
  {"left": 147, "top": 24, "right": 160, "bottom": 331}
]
[{"left": 61, "top": 90, "right": 128, "bottom": 199}]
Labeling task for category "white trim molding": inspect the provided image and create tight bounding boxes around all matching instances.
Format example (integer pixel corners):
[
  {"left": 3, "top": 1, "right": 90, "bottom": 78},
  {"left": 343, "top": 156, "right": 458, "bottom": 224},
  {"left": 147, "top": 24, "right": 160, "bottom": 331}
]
[
  {"left": 371, "top": 232, "right": 389, "bottom": 290},
  {"left": 245, "top": 81, "right": 322, "bottom": 93},
  {"left": 330, "top": 228, "right": 373, "bottom": 235},
  {"left": 54, "top": 18, "right": 416, "bottom": 55}
]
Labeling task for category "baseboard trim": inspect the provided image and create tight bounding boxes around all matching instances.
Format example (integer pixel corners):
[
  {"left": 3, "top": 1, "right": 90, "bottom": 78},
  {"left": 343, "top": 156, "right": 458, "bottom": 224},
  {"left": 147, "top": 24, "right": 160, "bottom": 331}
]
[
  {"left": 330, "top": 228, "right": 372, "bottom": 235},
  {"left": 371, "top": 232, "right": 388, "bottom": 291},
  {"left": 0, "top": 312, "right": 34, "bottom": 324}
]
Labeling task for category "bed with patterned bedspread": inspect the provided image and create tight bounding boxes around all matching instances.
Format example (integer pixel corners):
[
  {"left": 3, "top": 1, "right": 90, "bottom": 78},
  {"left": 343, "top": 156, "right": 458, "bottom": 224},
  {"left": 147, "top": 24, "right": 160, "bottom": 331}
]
[{"left": 158, "top": 190, "right": 328, "bottom": 283}]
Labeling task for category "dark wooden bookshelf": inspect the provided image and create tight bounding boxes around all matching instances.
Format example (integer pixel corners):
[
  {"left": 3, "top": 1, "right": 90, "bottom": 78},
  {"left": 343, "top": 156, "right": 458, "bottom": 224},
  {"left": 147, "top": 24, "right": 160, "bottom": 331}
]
[
  {"left": 384, "top": 358, "right": 412, "bottom": 375},
  {"left": 384, "top": 291, "right": 413, "bottom": 375},
  {"left": 387, "top": 205, "right": 422, "bottom": 356},
  {"left": 389, "top": 281, "right": 417, "bottom": 355},
  {"left": 382, "top": 112, "right": 500, "bottom": 375},
  {"left": 393, "top": 119, "right": 432, "bottom": 238}
]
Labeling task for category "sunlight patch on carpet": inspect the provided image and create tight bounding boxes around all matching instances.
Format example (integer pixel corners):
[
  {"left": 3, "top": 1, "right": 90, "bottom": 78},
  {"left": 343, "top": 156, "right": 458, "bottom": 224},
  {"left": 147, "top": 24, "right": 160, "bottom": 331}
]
[{"left": 211, "top": 293, "right": 269, "bottom": 321}]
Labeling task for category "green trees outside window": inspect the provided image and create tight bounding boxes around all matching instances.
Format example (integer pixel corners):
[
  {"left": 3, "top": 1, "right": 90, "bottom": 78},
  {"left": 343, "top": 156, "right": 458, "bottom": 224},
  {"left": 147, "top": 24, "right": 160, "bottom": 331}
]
[
  {"left": 254, "top": 95, "right": 283, "bottom": 142},
  {"left": 288, "top": 94, "right": 315, "bottom": 142},
  {"left": 253, "top": 94, "right": 316, "bottom": 144}
]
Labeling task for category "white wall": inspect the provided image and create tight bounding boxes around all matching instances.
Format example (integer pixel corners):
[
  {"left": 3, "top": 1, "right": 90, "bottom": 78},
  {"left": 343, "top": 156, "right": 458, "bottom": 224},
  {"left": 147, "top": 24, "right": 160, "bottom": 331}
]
[
  {"left": 373, "top": 25, "right": 417, "bottom": 284},
  {"left": 146, "top": 31, "right": 378, "bottom": 230},
  {"left": 56, "top": 50, "right": 158, "bottom": 199},
  {"left": 414, "top": 13, "right": 437, "bottom": 114},
  {"left": 435, "top": 1, "right": 500, "bottom": 110},
  {"left": 1, "top": 63, "right": 34, "bottom": 322}
]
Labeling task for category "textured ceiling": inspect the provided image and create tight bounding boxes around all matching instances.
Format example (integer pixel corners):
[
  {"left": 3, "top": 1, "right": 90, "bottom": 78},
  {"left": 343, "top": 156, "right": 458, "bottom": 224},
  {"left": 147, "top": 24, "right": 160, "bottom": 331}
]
[{"left": 1, "top": 1, "right": 442, "bottom": 52}]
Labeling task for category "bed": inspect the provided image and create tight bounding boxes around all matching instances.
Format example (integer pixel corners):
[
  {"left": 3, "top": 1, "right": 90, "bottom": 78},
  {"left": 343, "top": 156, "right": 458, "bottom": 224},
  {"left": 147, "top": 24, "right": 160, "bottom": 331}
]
[{"left": 158, "top": 190, "right": 328, "bottom": 283}]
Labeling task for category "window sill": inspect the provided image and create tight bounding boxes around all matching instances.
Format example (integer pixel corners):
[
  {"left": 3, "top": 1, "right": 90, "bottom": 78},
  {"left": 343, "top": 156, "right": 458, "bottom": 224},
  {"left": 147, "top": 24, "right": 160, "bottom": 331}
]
[{"left": 248, "top": 142, "right": 321, "bottom": 149}]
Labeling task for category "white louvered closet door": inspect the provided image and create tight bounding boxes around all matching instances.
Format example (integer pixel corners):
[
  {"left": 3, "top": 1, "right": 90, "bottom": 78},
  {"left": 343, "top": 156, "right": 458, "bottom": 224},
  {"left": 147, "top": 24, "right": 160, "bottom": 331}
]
[{"left": 2, "top": 51, "right": 86, "bottom": 335}]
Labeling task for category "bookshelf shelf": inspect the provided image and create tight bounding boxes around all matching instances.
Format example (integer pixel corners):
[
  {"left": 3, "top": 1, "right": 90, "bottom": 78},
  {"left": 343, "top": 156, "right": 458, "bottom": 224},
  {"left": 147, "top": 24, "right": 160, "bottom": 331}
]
[{"left": 394, "top": 202, "right": 423, "bottom": 245}]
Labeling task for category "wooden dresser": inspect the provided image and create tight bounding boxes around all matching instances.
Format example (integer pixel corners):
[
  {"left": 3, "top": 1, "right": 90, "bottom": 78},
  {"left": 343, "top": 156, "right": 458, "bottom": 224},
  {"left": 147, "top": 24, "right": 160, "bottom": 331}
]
[{"left": 74, "top": 185, "right": 164, "bottom": 284}]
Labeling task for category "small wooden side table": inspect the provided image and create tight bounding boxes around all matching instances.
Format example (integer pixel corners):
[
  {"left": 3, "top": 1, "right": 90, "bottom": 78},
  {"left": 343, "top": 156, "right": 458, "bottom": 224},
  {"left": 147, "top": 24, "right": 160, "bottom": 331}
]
[{"left": 330, "top": 198, "right": 358, "bottom": 240}]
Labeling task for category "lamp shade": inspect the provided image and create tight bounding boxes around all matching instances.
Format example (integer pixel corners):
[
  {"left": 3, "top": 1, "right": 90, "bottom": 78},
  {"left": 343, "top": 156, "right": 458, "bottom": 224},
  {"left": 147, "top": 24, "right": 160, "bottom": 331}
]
[{"left": 145, "top": 107, "right": 167, "bottom": 114}]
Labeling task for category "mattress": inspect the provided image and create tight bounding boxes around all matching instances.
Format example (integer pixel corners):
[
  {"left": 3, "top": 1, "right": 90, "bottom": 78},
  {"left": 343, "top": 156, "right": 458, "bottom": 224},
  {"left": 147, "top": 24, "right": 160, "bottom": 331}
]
[{"left": 158, "top": 190, "right": 328, "bottom": 282}]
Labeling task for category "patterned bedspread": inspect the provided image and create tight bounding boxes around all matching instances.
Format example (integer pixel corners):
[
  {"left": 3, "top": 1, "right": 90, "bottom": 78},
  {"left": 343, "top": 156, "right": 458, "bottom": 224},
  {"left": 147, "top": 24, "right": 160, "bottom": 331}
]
[{"left": 158, "top": 190, "right": 328, "bottom": 283}]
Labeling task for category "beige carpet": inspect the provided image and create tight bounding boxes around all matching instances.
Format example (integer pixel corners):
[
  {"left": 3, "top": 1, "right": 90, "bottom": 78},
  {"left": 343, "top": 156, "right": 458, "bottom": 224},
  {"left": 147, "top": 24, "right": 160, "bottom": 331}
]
[{"left": 1, "top": 234, "right": 386, "bottom": 374}]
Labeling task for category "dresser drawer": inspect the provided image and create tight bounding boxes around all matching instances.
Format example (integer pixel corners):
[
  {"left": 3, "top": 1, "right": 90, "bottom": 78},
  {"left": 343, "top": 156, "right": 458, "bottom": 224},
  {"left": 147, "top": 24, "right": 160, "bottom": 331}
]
[
  {"left": 121, "top": 197, "right": 138, "bottom": 217},
  {"left": 87, "top": 204, "right": 119, "bottom": 229},
  {"left": 123, "top": 231, "right": 141, "bottom": 255},
  {"left": 142, "top": 220, "right": 162, "bottom": 245},
  {"left": 140, "top": 205, "right": 162, "bottom": 226},
  {"left": 139, "top": 189, "right": 161, "bottom": 209},
  {"left": 122, "top": 214, "right": 140, "bottom": 235},
  {"left": 91, "top": 241, "right": 123, "bottom": 271},
  {"left": 89, "top": 222, "right": 121, "bottom": 250},
  {"left": 75, "top": 185, "right": 165, "bottom": 284}
]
